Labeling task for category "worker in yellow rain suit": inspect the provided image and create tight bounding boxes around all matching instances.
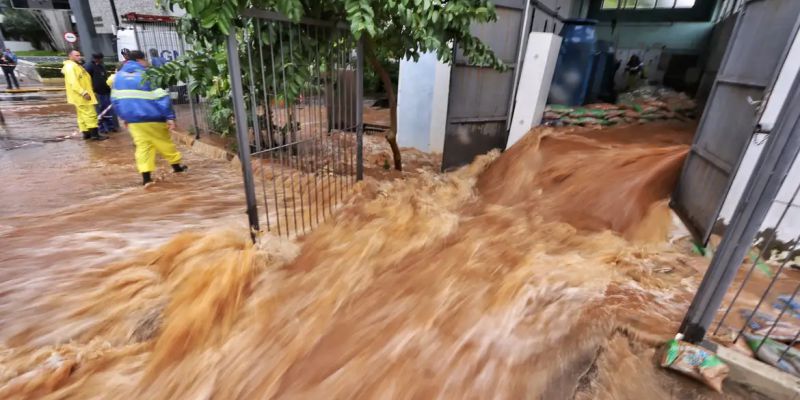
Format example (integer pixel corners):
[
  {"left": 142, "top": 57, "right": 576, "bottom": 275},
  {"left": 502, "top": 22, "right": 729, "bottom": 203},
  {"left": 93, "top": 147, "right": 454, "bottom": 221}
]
[
  {"left": 61, "top": 50, "right": 106, "bottom": 141},
  {"left": 111, "top": 50, "right": 187, "bottom": 187}
]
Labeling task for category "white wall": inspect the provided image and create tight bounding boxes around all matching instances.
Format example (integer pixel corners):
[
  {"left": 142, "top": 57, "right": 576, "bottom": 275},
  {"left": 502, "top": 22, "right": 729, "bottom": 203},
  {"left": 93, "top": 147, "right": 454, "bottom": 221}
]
[
  {"left": 507, "top": 32, "right": 562, "bottom": 149},
  {"left": 596, "top": 22, "right": 714, "bottom": 53},
  {"left": 4, "top": 41, "right": 35, "bottom": 52},
  {"left": 397, "top": 52, "right": 450, "bottom": 153},
  {"left": 719, "top": 27, "right": 800, "bottom": 241}
]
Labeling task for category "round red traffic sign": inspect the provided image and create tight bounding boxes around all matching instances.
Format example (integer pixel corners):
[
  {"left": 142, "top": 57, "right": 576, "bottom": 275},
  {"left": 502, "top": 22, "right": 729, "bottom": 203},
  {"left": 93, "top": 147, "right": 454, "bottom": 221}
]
[{"left": 63, "top": 32, "right": 77, "bottom": 43}]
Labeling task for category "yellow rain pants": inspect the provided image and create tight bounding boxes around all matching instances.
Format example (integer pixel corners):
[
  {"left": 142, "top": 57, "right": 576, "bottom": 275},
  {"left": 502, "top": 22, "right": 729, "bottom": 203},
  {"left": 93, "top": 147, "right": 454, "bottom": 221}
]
[
  {"left": 128, "top": 122, "right": 182, "bottom": 173},
  {"left": 75, "top": 104, "right": 98, "bottom": 131}
]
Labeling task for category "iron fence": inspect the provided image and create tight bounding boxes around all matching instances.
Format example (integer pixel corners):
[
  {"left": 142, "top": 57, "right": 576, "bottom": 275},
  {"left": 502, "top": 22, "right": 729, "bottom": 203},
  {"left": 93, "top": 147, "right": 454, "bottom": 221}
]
[
  {"left": 128, "top": 21, "right": 212, "bottom": 139},
  {"left": 227, "top": 9, "right": 364, "bottom": 239},
  {"left": 679, "top": 72, "right": 800, "bottom": 377}
]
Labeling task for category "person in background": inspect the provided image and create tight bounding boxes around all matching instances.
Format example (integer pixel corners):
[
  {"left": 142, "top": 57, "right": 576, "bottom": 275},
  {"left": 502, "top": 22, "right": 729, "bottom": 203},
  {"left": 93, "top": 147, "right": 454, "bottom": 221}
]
[
  {"left": 106, "top": 61, "right": 126, "bottom": 88},
  {"left": 624, "top": 54, "right": 646, "bottom": 90},
  {"left": 148, "top": 48, "right": 167, "bottom": 68},
  {"left": 111, "top": 50, "right": 187, "bottom": 187},
  {"left": 1, "top": 48, "right": 20, "bottom": 90},
  {"left": 83, "top": 53, "right": 119, "bottom": 134},
  {"left": 62, "top": 50, "right": 106, "bottom": 141}
]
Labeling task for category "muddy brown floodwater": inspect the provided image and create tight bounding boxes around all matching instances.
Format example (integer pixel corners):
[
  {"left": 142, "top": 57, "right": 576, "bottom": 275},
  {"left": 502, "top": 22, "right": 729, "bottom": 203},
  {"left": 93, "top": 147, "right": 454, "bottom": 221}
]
[{"left": 0, "top": 100, "right": 766, "bottom": 400}]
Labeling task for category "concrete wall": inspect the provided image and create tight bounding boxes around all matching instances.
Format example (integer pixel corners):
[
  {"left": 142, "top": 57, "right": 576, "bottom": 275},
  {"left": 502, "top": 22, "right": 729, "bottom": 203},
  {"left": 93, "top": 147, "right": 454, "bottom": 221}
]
[
  {"left": 595, "top": 21, "right": 714, "bottom": 91},
  {"left": 596, "top": 22, "right": 714, "bottom": 53},
  {"left": 397, "top": 52, "right": 450, "bottom": 153},
  {"left": 507, "top": 32, "right": 562, "bottom": 149},
  {"left": 4, "top": 41, "right": 35, "bottom": 52},
  {"left": 719, "top": 26, "right": 800, "bottom": 242},
  {"left": 40, "top": 10, "right": 72, "bottom": 52}
]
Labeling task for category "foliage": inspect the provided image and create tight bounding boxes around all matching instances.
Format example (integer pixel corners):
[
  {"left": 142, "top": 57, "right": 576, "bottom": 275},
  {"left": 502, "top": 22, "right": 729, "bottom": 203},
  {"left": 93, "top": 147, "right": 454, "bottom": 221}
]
[
  {"left": 364, "top": 57, "right": 398, "bottom": 95},
  {"left": 1, "top": 0, "right": 52, "bottom": 49},
  {"left": 35, "top": 62, "right": 64, "bottom": 78},
  {"left": 150, "top": 0, "right": 504, "bottom": 142},
  {"left": 14, "top": 50, "right": 61, "bottom": 56}
]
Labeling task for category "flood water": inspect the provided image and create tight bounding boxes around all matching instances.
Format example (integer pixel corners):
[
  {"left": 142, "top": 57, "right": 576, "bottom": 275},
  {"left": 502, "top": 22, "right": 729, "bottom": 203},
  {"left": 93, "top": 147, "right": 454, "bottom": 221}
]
[{"left": 0, "top": 98, "right": 766, "bottom": 399}]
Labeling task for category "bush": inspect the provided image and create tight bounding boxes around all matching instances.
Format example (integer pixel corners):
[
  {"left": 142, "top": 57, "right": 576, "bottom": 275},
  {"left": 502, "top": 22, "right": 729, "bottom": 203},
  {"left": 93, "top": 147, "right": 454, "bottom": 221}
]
[
  {"left": 364, "top": 59, "right": 398, "bottom": 96},
  {"left": 35, "top": 62, "right": 64, "bottom": 78}
]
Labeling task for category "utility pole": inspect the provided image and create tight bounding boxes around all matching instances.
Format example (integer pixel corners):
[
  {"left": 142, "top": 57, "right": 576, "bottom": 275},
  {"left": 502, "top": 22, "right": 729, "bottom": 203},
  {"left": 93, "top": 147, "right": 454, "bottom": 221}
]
[
  {"left": 67, "top": 0, "right": 98, "bottom": 56},
  {"left": 108, "top": 0, "right": 119, "bottom": 29},
  {"left": 0, "top": 3, "right": 7, "bottom": 51},
  {"left": 0, "top": 19, "right": 6, "bottom": 51}
]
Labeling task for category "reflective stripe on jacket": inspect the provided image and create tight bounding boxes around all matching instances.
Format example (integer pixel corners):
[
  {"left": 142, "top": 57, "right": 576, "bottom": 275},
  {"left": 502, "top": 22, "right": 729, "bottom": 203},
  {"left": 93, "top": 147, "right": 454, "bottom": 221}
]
[
  {"left": 61, "top": 60, "right": 96, "bottom": 106},
  {"left": 110, "top": 61, "right": 175, "bottom": 123}
]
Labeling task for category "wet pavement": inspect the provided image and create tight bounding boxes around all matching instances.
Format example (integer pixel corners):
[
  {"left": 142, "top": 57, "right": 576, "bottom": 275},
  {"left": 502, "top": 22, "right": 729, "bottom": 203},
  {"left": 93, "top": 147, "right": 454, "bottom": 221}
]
[{"left": 0, "top": 95, "right": 248, "bottom": 276}]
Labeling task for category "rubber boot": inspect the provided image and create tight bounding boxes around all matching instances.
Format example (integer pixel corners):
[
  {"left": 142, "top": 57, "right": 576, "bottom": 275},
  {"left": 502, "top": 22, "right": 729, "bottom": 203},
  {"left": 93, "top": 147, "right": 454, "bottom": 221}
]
[
  {"left": 171, "top": 163, "right": 188, "bottom": 173},
  {"left": 142, "top": 172, "right": 154, "bottom": 188},
  {"left": 90, "top": 128, "right": 108, "bottom": 141},
  {"left": 82, "top": 131, "right": 91, "bottom": 140}
]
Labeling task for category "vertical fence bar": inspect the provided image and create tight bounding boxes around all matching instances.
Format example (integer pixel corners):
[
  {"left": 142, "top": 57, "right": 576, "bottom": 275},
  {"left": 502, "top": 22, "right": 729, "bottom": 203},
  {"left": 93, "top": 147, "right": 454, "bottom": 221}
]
[
  {"left": 336, "top": 36, "right": 345, "bottom": 202},
  {"left": 298, "top": 24, "right": 316, "bottom": 230},
  {"left": 270, "top": 23, "right": 291, "bottom": 236},
  {"left": 259, "top": 21, "right": 284, "bottom": 236},
  {"left": 317, "top": 26, "right": 333, "bottom": 218},
  {"left": 680, "top": 73, "right": 800, "bottom": 343},
  {"left": 278, "top": 23, "right": 300, "bottom": 236},
  {"left": 312, "top": 32, "right": 323, "bottom": 224},
  {"left": 347, "top": 37, "right": 355, "bottom": 187},
  {"left": 287, "top": 23, "right": 307, "bottom": 235},
  {"left": 226, "top": 29, "right": 260, "bottom": 240},
  {"left": 328, "top": 35, "right": 338, "bottom": 211},
  {"left": 356, "top": 36, "right": 364, "bottom": 181},
  {"left": 245, "top": 22, "right": 272, "bottom": 233}
]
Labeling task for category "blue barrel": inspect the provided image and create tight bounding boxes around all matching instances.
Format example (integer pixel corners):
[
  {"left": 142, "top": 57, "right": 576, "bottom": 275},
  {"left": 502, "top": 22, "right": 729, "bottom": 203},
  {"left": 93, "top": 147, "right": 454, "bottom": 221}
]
[{"left": 548, "top": 19, "right": 598, "bottom": 106}]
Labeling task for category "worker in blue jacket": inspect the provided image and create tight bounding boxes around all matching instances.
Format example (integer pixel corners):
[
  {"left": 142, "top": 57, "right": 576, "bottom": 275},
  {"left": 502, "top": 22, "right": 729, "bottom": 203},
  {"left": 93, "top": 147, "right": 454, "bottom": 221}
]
[{"left": 111, "top": 50, "right": 187, "bottom": 187}]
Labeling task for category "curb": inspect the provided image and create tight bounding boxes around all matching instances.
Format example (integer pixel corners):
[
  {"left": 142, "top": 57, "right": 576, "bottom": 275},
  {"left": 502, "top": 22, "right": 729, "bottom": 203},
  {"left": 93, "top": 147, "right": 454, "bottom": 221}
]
[
  {"left": 1, "top": 87, "right": 65, "bottom": 94},
  {"left": 710, "top": 342, "right": 800, "bottom": 399},
  {"left": 170, "top": 130, "right": 241, "bottom": 171}
]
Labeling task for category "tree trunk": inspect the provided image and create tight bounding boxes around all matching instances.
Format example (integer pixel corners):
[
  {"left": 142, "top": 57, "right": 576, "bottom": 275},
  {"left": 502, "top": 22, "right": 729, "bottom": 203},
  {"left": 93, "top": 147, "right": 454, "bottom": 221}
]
[{"left": 364, "top": 38, "right": 402, "bottom": 171}]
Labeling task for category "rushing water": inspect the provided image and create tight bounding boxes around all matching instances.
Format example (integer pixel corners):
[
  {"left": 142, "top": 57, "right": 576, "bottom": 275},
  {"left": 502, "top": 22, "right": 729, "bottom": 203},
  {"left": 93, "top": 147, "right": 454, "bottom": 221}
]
[{"left": 0, "top": 99, "right": 765, "bottom": 399}]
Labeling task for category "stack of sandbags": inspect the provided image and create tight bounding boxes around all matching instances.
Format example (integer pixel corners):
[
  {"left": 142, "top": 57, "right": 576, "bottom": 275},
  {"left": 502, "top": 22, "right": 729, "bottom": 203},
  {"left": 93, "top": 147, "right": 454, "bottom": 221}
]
[{"left": 543, "top": 86, "right": 697, "bottom": 127}]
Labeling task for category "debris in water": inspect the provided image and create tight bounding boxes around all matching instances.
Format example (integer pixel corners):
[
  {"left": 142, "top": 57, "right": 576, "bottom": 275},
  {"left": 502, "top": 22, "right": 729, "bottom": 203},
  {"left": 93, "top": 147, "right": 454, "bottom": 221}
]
[
  {"left": 744, "top": 333, "right": 800, "bottom": 376},
  {"left": 740, "top": 309, "right": 800, "bottom": 342},
  {"left": 660, "top": 339, "right": 729, "bottom": 392}
]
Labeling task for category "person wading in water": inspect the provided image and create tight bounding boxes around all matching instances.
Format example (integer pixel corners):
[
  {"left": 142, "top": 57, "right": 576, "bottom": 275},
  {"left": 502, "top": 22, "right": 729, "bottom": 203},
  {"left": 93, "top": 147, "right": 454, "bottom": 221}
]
[{"left": 111, "top": 50, "right": 187, "bottom": 188}]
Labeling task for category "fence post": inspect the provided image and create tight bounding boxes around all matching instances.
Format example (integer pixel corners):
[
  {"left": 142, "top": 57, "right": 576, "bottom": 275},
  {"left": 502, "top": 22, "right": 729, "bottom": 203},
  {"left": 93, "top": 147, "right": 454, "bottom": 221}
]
[
  {"left": 356, "top": 37, "right": 364, "bottom": 181},
  {"left": 679, "top": 74, "right": 800, "bottom": 343},
  {"left": 177, "top": 35, "right": 201, "bottom": 139},
  {"left": 226, "top": 29, "right": 261, "bottom": 240}
]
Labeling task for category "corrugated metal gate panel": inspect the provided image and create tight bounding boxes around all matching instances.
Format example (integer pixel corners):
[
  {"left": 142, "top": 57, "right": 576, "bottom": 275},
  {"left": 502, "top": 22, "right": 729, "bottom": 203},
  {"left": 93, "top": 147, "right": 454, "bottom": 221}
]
[
  {"left": 672, "top": 0, "right": 800, "bottom": 243},
  {"left": 441, "top": 0, "right": 530, "bottom": 171}
]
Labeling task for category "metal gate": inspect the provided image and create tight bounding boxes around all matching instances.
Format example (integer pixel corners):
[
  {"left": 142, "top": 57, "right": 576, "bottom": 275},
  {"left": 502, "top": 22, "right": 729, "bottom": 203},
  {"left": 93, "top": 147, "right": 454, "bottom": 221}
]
[
  {"left": 679, "top": 71, "right": 800, "bottom": 379},
  {"left": 671, "top": 0, "right": 800, "bottom": 244},
  {"left": 441, "top": 0, "right": 533, "bottom": 170},
  {"left": 226, "top": 9, "right": 364, "bottom": 239}
]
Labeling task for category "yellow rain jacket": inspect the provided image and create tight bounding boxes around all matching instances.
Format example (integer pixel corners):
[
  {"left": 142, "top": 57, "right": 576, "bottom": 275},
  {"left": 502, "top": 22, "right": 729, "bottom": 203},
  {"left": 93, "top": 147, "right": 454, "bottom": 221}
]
[{"left": 61, "top": 60, "right": 97, "bottom": 106}]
